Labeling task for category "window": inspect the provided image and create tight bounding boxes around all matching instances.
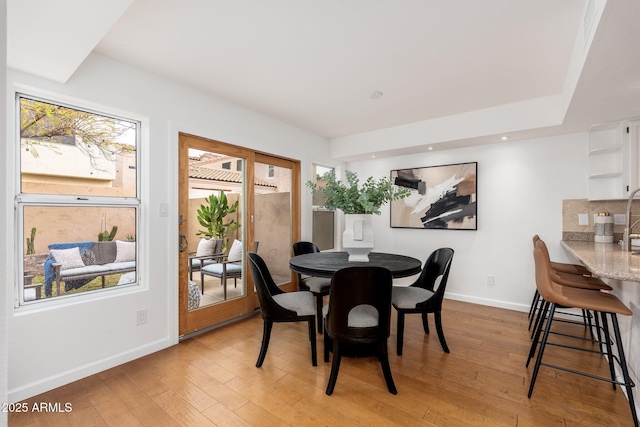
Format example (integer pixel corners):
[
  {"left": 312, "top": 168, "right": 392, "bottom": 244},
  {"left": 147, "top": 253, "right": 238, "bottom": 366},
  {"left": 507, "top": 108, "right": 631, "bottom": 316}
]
[
  {"left": 311, "top": 164, "right": 335, "bottom": 250},
  {"left": 236, "top": 159, "right": 242, "bottom": 171},
  {"left": 17, "top": 94, "right": 140, "bottom": 305},
  {"left": 268, "top": 164, "right": 275, "bottom": 178},
  {"left": 222, "top": 162, "right": 231, "bottom": 170}
]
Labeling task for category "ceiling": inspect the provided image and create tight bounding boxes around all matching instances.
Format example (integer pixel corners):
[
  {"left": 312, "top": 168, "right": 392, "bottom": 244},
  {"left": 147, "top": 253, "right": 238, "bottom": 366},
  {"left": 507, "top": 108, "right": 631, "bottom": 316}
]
[{"left": 7, "top": 1, "right": 640, "bottom": 160}]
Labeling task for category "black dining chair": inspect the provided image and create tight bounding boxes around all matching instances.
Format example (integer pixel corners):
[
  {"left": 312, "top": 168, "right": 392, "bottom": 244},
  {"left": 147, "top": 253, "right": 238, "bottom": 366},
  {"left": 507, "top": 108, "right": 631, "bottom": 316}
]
[
  {"left": 391, "top": 247, "right": 454, "bottom": 356},
  {"left": 247, "top": 252, "right": 317, "bottom": 367},
  {"left": 323, "top": 266, "right": 397, "bottom": 395},
  {"left": 292, "top": 241, "right": 331, "bottom": 333}
]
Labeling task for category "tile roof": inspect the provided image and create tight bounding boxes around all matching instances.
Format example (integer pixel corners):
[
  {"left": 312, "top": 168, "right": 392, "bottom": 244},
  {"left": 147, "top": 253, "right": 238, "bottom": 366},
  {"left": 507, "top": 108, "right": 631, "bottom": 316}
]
[{"left": 189, "top": 166, "right": 276, "bottom": 188}]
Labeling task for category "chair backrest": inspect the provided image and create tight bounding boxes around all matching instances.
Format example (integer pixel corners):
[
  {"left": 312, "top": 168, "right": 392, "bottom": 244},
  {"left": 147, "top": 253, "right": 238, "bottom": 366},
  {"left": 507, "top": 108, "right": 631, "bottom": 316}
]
[
  {"left": 325, "top": 266, "right": 393, "bottom": 343},
  {"left": 412, "top": 248, "right": 454, "bottom": 309},
  {"left": 534, "top": 237, "right": 567, "bottom": 283},
  {"left": 247, "top": 252, "right": 299, "bottom": 320},
  {"left": 293, "top": 241, "right": 321, "bottom": 256},
  {"left": 292, "top": 241, "right": 321, "bottom": 283},
  {"left": 532, "top": 235, "right": 540, "bottom": 247},
  {"left": 533, "top": 240, "right": 564, "bottom": 304}
]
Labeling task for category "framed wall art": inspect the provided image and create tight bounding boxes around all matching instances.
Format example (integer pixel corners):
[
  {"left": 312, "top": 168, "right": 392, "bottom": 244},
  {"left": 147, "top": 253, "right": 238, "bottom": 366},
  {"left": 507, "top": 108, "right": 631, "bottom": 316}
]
[{"left": 390, "top": 162, "right": 477, "bottom": 230}]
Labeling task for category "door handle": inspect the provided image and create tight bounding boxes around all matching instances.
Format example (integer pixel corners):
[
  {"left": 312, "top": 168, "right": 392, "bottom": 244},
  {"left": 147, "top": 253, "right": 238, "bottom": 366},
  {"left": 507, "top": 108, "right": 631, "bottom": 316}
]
[{"left": 179, "top": 232, "right": 188, "bottom": 253}]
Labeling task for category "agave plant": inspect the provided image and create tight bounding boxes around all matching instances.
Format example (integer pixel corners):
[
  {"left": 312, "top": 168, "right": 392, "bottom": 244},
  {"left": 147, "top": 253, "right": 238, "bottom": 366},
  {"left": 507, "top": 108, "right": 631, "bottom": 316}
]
[{"left": 196, "top": 191, "right": 240, "bottom": 253}]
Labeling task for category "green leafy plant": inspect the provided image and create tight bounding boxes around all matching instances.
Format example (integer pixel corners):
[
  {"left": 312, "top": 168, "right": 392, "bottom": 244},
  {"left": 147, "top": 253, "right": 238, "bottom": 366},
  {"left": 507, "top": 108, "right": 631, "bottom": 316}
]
[
  {"left": 26, "top": 227, "right": 36, "bottom": 255},
  {"left": 306, "top": 170, "right": 410, "bottom": 215},
  {"left": 196, "top": 191, "right": 241, "bottom": 252}
]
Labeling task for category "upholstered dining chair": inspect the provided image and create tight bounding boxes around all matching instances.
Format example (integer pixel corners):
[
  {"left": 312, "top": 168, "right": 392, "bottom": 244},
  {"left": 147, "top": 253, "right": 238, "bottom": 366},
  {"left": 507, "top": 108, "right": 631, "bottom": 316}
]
[
  {"left": 292, "top": 241, "right": 331, "bottom": 333},
  {"left": 323, "top": 266, "right": 397, "bottom": 395},
  {"left": 391, "top": 247, "right": 454, "bottom": 356},
  {"left": 247, "top": 252, "right": 317, "bottom": 368}
]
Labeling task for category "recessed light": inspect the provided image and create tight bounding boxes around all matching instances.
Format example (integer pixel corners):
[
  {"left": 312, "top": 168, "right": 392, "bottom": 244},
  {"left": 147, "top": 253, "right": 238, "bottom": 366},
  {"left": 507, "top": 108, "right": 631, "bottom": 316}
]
[
  {"left": 428, "top": 147, "right": 433, "bottom": 151},
  {"left": 371, "top": 155, "right": 376, "bottom": 158},
  {"left": 501, "top": 136, "right": 509, "bottom": 141},
  {"left": 370, "top": 91, "right": 383, "bottom": 99}
]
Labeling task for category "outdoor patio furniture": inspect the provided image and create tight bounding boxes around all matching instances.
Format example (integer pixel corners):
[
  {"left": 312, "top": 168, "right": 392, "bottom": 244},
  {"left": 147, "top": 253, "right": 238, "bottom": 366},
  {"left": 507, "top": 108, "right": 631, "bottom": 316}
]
[{"left": 45, "top": 240, "right": 136, "bottom": 297}]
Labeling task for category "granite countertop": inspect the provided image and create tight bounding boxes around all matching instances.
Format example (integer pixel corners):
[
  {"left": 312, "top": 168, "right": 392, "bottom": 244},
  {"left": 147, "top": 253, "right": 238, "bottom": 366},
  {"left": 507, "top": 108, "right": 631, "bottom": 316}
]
[{"left": 561, "top": 240, "right": 640, "bottom": 282}]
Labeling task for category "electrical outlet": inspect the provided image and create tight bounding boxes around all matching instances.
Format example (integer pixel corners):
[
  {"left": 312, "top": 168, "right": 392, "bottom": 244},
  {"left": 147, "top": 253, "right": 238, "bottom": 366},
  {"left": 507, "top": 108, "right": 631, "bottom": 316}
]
[
  {"left": 614, "top": 214, "right": 627, "bottom": 225},
  {"left": 136, "top": 309, "right": 147, "bottom": 326},
  {"left": 578, "top": 213, "right": 589, "bottom": 226},
  {"left": 486, "top": 275, "right": 494, "bottom": 286}
]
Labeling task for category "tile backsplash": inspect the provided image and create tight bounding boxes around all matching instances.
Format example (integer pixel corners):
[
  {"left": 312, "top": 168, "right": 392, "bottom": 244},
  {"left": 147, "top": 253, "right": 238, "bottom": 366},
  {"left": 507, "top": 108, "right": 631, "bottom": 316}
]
[{"left": 562, "top": 199, "right": 640, "bottom": 242}]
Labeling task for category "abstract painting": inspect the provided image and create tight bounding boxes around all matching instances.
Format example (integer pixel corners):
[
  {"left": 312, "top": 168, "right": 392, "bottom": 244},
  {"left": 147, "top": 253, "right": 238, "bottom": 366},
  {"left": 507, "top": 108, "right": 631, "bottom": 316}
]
[{"left": 390, "top": 162, "right": 477, "bottom": 230}]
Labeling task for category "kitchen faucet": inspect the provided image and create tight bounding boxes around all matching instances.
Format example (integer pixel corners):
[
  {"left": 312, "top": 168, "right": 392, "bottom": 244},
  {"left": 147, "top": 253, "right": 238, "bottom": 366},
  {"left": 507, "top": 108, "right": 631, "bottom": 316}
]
[{"left": 623, "top": 186, "right": 640, "bottom": 251}]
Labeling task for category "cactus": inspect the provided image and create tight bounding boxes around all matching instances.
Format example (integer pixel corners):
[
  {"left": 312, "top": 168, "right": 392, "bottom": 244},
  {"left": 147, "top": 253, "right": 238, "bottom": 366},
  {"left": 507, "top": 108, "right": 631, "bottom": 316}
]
[
  {"left": 98, "top": 225, "right": 118, "bottom": 241},
  {"left": 26, "top": 227, "right": 36, "bottom": 255}
]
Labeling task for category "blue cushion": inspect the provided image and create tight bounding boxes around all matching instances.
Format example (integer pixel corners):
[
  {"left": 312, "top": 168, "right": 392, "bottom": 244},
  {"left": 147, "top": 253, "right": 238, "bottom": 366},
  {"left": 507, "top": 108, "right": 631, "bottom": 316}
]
[
  {"left": 202, "top": 262, "right": 242, "bottom": 276},
  {"left": 189, "top": 258, "right": 216, "bottom": 269}
]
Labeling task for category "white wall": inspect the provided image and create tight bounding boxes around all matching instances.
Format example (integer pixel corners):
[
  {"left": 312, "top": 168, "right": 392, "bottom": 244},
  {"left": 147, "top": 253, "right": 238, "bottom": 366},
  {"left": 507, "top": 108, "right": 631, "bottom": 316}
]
[
  {"left": 345, "top": 132, "right": 588, "bottom": 310},
  {"left": 3, "top": 49, "right": 591, "bottom": 403},
  {"left": 5, "top": 52, "right": 336, "bottom": 402}
]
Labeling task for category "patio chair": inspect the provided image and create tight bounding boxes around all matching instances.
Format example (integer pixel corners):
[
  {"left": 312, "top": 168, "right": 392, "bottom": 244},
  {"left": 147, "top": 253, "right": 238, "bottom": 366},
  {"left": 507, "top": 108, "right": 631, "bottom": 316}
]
[{"left": 200, "top": 240, "right": 259, "bottom": 298}]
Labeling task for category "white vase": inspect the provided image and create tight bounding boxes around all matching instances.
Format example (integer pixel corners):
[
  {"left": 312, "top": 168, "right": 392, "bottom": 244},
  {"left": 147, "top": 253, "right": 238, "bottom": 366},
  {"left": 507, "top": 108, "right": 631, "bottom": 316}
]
[{"left": 343, "top": 214, "right": 374, "bottom": 262}]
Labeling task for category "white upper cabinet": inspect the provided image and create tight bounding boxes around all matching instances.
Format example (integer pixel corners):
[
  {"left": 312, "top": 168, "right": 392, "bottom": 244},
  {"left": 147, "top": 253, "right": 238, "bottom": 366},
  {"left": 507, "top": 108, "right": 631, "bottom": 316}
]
[{"left": 588, "top": 120, "right": 640, "bottom": 200}]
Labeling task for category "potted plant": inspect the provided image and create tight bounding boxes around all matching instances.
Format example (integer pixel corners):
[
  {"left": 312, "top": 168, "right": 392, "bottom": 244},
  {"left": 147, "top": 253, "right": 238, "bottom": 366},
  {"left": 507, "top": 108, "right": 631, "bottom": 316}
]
[
  {"left": 307, "top": 171, "right": 410, "bottom": 261},
  {"left": 196, "top": 190, "right": 241, "bottom": 254}
]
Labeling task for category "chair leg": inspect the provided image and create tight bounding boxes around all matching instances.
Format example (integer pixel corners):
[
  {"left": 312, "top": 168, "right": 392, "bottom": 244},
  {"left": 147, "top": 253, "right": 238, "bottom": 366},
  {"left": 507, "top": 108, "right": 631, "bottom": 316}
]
[
  {"left": 326, "top": 341, "right": 342, "bottom": 395},
  {"left": 600, "top": 312, "right": 617, "bottom": 389},
  {"left": 594, "top": 311, "right": 604, "bottom": 353},
  {"left": 396, "top": 311, "right": 405, "bottom": 356},
  {"left": 316, "top": 294, "right": 323, "bottom": 334},
  {"left": 256, "top": 320, "right": 273, "bottom": 368},
  {"left": 308, "top": 318, "right": 317, "bottom": 366},
  {"left": 530, "top": 296, "right": 548, "bottom": 339},
  {"left": 378, "top": 341, "right": 397, "bottom": 395},
  {"left": 584, "top": 310, "right": 595, "bottom": 342},
  {"left": 422, "top": 312, "right": 430, "bottom": 334},
  {"left": 434, "top": 311, "right": 450, "bottom": 353},
  {"left": 528, "top": 304, "right": 556, "bottom": 398},
  {"left": 610, "top": 313, "right": 639, "bottom": 427},
  {"left": 527, "top": 300, "right": 550, "bottom": 366},
  {"left": 324, "top": 328, "right": 330, "bottom": 363},
  {"left": 528, "top": 290, "right": 540, "bottom": 321}
]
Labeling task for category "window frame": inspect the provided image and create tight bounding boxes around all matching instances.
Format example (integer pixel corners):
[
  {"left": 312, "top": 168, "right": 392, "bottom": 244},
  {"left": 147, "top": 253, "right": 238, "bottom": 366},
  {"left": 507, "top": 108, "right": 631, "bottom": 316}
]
[{"left": 14, "top": 92, "right": 143, "bottom": 307}]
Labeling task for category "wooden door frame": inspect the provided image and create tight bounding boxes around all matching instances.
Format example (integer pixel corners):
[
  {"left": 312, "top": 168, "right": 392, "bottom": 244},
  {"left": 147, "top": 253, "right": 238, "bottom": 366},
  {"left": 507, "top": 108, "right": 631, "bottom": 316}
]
[{"left": 178, "top": 133, "right": 301, "bottom": 336}]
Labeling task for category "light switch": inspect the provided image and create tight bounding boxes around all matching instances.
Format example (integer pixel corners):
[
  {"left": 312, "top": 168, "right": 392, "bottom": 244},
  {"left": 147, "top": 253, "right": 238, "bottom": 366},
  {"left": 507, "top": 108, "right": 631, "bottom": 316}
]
[
  {"left": 614, "top": 214, "right": 627, "bottom": 225},
  {"left": 159, "top": 203, "right": 168, "bottom": 217},
  {"left": 578, "top": 213, "right": 589, "bottom": 226}
]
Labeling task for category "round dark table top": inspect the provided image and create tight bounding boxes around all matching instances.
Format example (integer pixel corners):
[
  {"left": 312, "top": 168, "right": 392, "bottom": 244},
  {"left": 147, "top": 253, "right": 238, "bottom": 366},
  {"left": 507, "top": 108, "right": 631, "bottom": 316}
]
[{"left": 289, "top": 252, "right": 422, "bottom": 279}]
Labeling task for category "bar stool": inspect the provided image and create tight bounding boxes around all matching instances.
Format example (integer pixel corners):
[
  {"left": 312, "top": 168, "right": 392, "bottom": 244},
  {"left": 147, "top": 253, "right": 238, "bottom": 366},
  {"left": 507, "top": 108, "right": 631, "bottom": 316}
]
[
  {"left": 528, "top": 236, "right": 612, "bottom": 335},
  {"left": 528, "top": 240, "right": 637, "bottom": 427}
]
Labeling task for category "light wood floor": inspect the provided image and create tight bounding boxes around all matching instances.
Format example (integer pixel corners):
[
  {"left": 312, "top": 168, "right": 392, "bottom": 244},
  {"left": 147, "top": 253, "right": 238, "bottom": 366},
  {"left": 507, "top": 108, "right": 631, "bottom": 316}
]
[{"left": 9, "top": 299, "right": 636, "bottom": 426}]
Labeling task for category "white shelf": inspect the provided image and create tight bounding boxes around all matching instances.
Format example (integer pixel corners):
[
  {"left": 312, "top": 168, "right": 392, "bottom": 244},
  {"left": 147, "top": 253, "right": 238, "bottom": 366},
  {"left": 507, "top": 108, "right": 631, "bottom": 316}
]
[
  {"left": 588, "top": 147, "right": 622, "bottom": 156},
  {"left": 589, "top": 172, "right": 623, "bottom": 179}
]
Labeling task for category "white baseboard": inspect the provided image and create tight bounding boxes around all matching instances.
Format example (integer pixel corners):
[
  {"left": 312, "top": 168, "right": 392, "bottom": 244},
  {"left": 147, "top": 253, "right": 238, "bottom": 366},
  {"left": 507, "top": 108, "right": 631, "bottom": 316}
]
[
  {"left": 445, "top": 292, "right": 530, "bottom": 313},
  {"left": 8, "top": 336, "right": 173, "bottom": 403}
]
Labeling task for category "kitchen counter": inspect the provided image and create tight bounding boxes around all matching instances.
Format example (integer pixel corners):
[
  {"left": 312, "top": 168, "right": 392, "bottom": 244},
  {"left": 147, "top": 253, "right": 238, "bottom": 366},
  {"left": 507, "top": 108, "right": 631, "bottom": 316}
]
[{"left": 561, "top": 240, "right": 640, "bottom": 282}]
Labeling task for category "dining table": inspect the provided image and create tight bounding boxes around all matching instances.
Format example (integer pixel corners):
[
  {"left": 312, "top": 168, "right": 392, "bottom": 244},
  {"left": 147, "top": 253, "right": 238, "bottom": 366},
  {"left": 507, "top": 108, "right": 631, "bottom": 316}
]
[
  {"left": 289, "top": 251, "right": 422, "bottom": 358},
  {"left": 289, "top": 251, "right": 422, "bottom": 279}
]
